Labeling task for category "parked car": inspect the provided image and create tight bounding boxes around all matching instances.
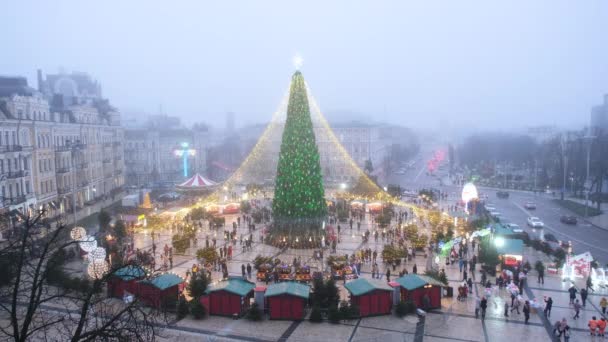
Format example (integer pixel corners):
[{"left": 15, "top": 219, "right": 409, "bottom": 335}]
[
  {"left": 560, "top": 215, "right": 578, "bottom": 225},
  {"left": 497, "top": 191, "right": 510, "bottom": 199},
  {"left": 527, "top": 216, "right": 544, "bottom": 228},
  {"left": 524, "top": 202, "right": 536, "bottom": 210},
  {"left": 505, "top": 223, "right": 523, "bottom": 233}
]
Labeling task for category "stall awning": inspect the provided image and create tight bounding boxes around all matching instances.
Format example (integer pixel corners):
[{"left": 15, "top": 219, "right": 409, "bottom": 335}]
[
  {"left": 206, "top": 277, "right": 255, "bottom": 296},
  {"left": 265, "top": 281, "right": 310, "bottom": 299},
  {"left": 140, "top": 273, "right": 184, "bottom": 290},
  {"left": 345, "top": 278, "right": 392, "bottom": 296},
  {"left": 113, "top": 265, "right": 146, "bottom": 281},
  {"left": 396, "top": 274, "right": 444, "bottom": 290}
]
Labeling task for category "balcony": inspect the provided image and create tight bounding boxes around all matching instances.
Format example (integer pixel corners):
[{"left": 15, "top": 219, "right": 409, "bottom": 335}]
[
  {"left": 76, "top": 162, "right": 89, "bottom": 170},
  {"left": 113, "top": 141, "right": 121, "bottom": 146},
  {"left": 103, "top": 158, "right": 112, "bottom": 164},
  {"left": 114, "top": 156, "right": 122, "bottom": 161},
  {"left": 78, "top": 181, "right": 90, "bottom": 188},
  {"left": 9, "top": 195, "right": 26, "bottom": 205},
  {"left": 7, "top": 170, "right": 27, "bottom": 179},
  {"left": 103, "top": 142, "right": 112, "bottom": 148},
  {"left": 56, "top": 167, "right": 70, "bottom": 174}
]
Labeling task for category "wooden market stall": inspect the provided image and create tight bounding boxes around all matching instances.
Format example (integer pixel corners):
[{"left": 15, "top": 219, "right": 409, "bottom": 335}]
[
  {"left": 395, "top": 274, "right": 443, "bottom": 310},
  {"left": 295, "top": 265, "right": 312, "bottom": 282},
  {"left": 136, "top": 273, "right": 185, "bottom": 308},
  {"left": 107, "top": 265, "right": 146, "bottom": 298},
  {"left": 344, "top": 278, "right": 393, "bottom": 317},
  {"left": 277, "top": 264, "right": 293, "bottom": 282},
  {"left": 265, "top": 281, "right": 310, "bottom": 320},
  {"left": 256, "top": 263, "right": 274, "bottom": 282},
  {"left": 205, "top": 277, "right": 255, "bottom": 316}
]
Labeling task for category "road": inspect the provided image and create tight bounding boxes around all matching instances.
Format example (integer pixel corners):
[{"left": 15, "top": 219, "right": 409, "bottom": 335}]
[{"left": 388, "top": 144, "right": 608, "bottom": 264}]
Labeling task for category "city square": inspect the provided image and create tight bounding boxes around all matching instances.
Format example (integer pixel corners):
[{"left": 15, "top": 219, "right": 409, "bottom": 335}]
[{"left": 2, "top": 2, "right": 608, "bottom": 341}]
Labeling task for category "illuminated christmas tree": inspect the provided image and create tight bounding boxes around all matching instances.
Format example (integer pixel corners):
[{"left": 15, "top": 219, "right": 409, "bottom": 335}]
[{"left": 272, "top": 71, "right": 327, "bottom": 233}]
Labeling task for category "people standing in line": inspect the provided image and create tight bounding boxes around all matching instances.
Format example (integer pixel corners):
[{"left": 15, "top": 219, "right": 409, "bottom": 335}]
[
  {"left": 581, "top": 288, "right": 588, "bottom": 307},
  {"left": 480, "top": 296, "right": 488, "bottom": 320},
  {"left": 544, "top": 296, "right": 553, "bottom": 318},
  {"left": 601, "top": 297, "right": 608, "bottom": 315},
  {"left": 568, "top": 286, "right": 577, "bottom": 305},
  {"left": 522, "top": 300, "right": 530, "bottom": 324},
  {"left": 573, "top": 299, "right": 582, "bottom": 320}
]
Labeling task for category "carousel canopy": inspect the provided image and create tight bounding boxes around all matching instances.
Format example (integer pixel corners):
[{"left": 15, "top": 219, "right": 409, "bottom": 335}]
[{"left": 177, "top": 173, "right": 217, "bottom": 188}]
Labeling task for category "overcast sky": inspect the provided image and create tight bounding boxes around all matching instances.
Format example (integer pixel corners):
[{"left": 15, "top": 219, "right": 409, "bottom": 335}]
[{"left": 2, "top": 1, "right": 608, "bottom": 133}]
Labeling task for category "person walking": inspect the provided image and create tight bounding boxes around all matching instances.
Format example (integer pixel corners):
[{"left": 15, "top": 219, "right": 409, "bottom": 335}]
[
  {"left": 523, "top": 300, "right": 531, "bottom": 324},
  {"left": 246, "top": 263, "right": 252, "bottom": 279},
  {"left": 504, "top": 301, "right": 509, "bottom": 318},
  {"left": 463, "top": 270, "right": 468, "bottom": 282},
  {"left": 386, "top": 268, "right": 391, "bottom": 282},
  {"left": 587, "top": 276, "right": 595, "bottom": 292},
  {"left": 589, "top": 316, "right": 598, "bottom": 336},
  {"left": 467, "top": 278, "right": 473, "bottom": 294},
  {"left": 480, "top": 296, "right": 488, "bottom": 320},
  {"left": 475, "top": 296, "right": 481, "bottom": 318},
  {"left": 413, "top": 264, "right": 417, "bottom": 274},
  {"left": 573, "top": 299, "right": 582, "bottom": 320},
  {"left": 241, "top": 264, "right": 246, "bottom": 279},
  {"left": 568, "top": 286, "right": 577, "bottom": 305},
  {"left": 544, "top": 296, "right": 553, "bottom": 318},
  {"left": 581, "top": 288, "right": 588, "bottom": 307},
  {"left": 511, "top": 296, "right": 521, "bottom": 315},
  {"left": 600, "top": 297, "right": 608, "bottom": 315},
  {"left": 537, "top": 264, "right": 545, "bottom": 284}
]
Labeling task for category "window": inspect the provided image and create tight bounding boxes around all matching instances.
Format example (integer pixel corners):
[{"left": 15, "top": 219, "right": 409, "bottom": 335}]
[
  {"left": 25, "top": 181, "right": 30, "bottom": 194},
  {"left": 39, "top": 160, "right": 42, "bottom": 172}
]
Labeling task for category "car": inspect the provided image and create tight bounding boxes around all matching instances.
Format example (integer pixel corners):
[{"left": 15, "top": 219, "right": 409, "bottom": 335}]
[
  {"left": 527, "top": 216, "right": 544, "bottom": 228},
  {"left": 505, "top": 223, "right": 524, "bottom": 233},
  {"left": 484, "top": 205, "right": 496, "bottom": 211},
  {"left": 524, "top": 202, "right": 536, "bottom": 210},
  {"left": 497, "top": 191, "right": 510, "bottom": 199},
  {"left": 489, "top": 211, "right": 501, "bottom": 218},
  {"left": 560, "top": 215, "right": 577, "bottom": 225}
]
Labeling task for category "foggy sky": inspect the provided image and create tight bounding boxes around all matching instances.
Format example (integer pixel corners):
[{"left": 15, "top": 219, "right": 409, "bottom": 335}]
[{"left": 2, "top": 1, "right": 608, "bottom": 133}]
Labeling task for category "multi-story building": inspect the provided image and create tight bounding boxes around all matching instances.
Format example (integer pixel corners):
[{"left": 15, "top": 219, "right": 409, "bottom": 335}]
[
  {"left": 124, "top": 116, "right": 209, "bottom": 187},
  {"left": 591, "top": 94, "right": 608, "bottom": 134},
  {"left": 0, "top": 71, "right": 124, "bottom": 229}
]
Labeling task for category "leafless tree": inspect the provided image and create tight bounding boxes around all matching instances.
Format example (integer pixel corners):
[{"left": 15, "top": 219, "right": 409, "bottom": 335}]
[{"left": 0, "top": 210, "right": 168, "bottom": 342}]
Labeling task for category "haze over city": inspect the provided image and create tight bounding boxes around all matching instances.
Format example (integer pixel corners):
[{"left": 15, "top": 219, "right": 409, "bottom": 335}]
[{"left": 3, "top": 1, "right": 608, "bottom": 131}]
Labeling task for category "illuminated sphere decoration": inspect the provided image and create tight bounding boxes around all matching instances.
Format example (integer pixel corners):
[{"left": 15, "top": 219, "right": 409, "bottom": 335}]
[
  {"left": 87, "top": 260, "right": 109, "bottom": 279},
  {"left": 70, "top": 227, "right": 87, "bottom": 241},
  {"left": 461, "top": 182, "right": 479, "bottom": 203},
  {"left": 88, "top": 247, "right": 106, "bottom": 262},
  {"left": 79, "top": 236, "right": 97, "bottom": 253}
]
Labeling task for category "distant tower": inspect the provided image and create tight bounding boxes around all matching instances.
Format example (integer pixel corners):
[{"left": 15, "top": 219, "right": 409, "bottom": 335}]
[{"left": 226, "top": 112, "right": 235, "bottom": 135}]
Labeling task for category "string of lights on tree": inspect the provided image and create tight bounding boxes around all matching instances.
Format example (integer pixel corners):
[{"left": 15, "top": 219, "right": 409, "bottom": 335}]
[
  {"left": 272, "top": 71, "right": 327, "bottom": 228},
  {"left": 70, "top": 226, "right": 109, "bottom": 279}
]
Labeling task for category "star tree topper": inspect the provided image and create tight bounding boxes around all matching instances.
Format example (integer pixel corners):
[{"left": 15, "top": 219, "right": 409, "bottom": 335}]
[{"left": 293, "top": 54, "right": 303, "bottom": 70}]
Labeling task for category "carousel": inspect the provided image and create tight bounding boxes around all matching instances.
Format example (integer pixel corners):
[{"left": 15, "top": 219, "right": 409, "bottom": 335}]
[{"left": 176, "top": 173, "right": 218, "bottom": 195}]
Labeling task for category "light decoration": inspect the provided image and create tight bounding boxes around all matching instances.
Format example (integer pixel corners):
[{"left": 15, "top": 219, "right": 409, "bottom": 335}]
[
  {"left": 88, "top": 247, "right": 107, "bottom": 261},
  {"left": 174, "top": 142, "right": 196, "bottom": 177},
  {"left": 461, "top": 182, "right": 478, "bottom": 214},
  {"left": 70, "top": 227, "right": 87, "bottom": 241},
  {"left": 79, "top": 236, "right": 97, "bottom": 253},
  {"left": 272, "top": 71, "right": 327, "bottom": 231},
  {"left": 87, "top": 260, "right": 109, "bottom": 279}
]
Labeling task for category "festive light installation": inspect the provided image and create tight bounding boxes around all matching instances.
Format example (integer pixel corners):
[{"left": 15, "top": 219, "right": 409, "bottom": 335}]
[
  {"left": 87, "top": 260, "right": 109, "bottom": 279},
  {"left": 88, "top": 247, "right": 107, "bottom": 262},
  {"left": 70, "top": 226, "right": 86, "bottom": 241},
  {"left": 79, "top": 236, "right": 97, "bottom": 253},
  {"left": 174, "top": 142, "right": 196, "bottom": 178},
  {"left": 272, "top": 71, "right": 327, "bottom": 232}
]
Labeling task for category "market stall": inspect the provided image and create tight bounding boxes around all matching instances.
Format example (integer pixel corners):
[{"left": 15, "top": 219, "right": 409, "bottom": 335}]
[
  {"left": 222, "top": 202, "right": 240, "bottom": 215},
  {"left": 495, "top": 238, "right": 524, "bottom": 267},
  {"left": 256, "top": 263, "right": 274, "bottom": 282},
  {"left": 344, "top": 278, "right": 393, "bottom": 317},
  {"left": 295, "top": 265, "right": 312, "bottom": 282},
  {"left": 265, "top": 282, "right": 310, "bottom": 320},
  {"left": 205, "top": 277, "right": 255, "bottom": 316},
  {"left": 107, "top": 265, "right": 146, "bottom": 298},
  {"left": 136, "top": 273, "right": 185, "bottom": 308},
  {"left": 367, "top": 202, "right": 383, "bottom": 214},
  {"left": 396, "top": 274, "right": 443, "bottom": 310},
  {"left": 277, "top": 264, "right": 293, "bottom": 282}
]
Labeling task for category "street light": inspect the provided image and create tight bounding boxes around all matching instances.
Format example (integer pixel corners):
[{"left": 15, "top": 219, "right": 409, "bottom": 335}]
[{"left": 583, "top": 135, "right": 596, "bottom": 219}]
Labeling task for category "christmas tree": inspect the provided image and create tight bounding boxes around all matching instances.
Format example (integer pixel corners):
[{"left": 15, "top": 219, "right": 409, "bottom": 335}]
[{"left": 272, "top": 71, "right": 327, "bottom": 232}]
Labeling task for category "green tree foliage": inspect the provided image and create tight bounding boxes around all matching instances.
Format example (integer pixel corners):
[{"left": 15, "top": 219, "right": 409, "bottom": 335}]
[
  {"left": 187, "top": 270, "right": 210, "bottom": 300},
  {"left": 479, "top": 236, "right": 500, "bottom": 269},
  {"left": 272, "top": 71, "right": 327, "bottom": 228},
  {"left": 98, "top": 210, "right": 112, "bottom": 233},
  {"left": 196, "top": 247, "right": 219, "bottom": 264},
  {"left": 246, "top": 303, "right": 263, "bottom": 321},
  {"left": 189, "top": 299, "right": 206, "bottom": 319},
  {"left": 177, "top": 295, "right": 189, "bottom": 320},
  {"left": 310, "top": 305, "right": 323, "bottom": 323}
]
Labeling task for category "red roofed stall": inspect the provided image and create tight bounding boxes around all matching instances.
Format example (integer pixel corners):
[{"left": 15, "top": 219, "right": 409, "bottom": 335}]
[
  {"left": 265, "top": 282, "right": 310, "bottom": 320},
  {"left": 396, "top": 274, "right": 443, "bottom": 310},
  {"left": 136, "top": 273, "right": 185, "bottom": 308},
  {"left": 107, "top": 265, "right": 146, "bottom": 298},
  {"left": 205, "top": 277, "right": 255, "bottom": 316}
]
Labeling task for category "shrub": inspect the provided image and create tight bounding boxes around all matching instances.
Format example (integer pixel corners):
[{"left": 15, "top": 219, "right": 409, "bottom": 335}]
[
  {"left": 246, "top": 303, "right": 263, "bottom": 321},
  {"left": 395, "top": 301, "right": 408, "bottom": 317},
  {"left": 189, "top": 299, "right": 206, "bottom": 319},
  {"left": 310, "top": 305, "right": 323, "bottom": 323},
  {"left": 177, "top": 295, "right": 189, "bottom": 320},
  {"left": 328, "top": 305, "right": 342, "bottom": 324},
  {"left": 339, "top": 300, "right": 350, "bottom": 319},
  {"left": 348, "top": 303, "right": 360, "bottom": 319}
]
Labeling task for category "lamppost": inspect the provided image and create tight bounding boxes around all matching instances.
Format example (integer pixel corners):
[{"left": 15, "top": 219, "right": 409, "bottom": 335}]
[
  {"left": 173, "top": 142, "right": 196, "bottom": 178},
  {"left": 583, "top": 134, "right": 596, "bottom": 219}
]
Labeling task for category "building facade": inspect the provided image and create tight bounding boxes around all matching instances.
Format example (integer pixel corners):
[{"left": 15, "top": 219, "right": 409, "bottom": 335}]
[
  {"left": 0, "top": 72, "right": 124, "bottom": 230},
  {"left": 591, "top": 94, "right": 608, "bottom": 134},
  {"left": 124, "top": 116, "right": 209, "bottom": 187}
]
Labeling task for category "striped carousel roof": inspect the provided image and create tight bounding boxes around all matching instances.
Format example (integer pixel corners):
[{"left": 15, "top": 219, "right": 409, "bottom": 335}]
[{"left": 178, "top": 173, "right": 217, "bottom": 188}]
